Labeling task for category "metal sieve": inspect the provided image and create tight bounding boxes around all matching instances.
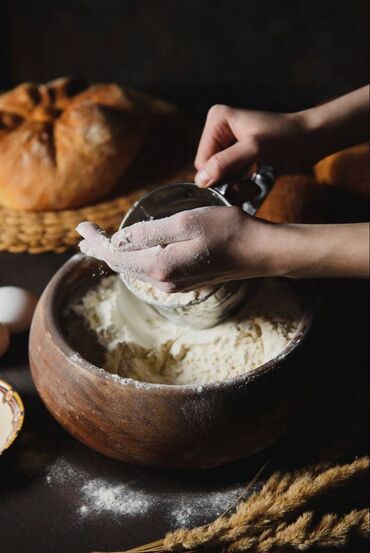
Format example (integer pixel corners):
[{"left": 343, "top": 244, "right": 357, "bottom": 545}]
[{"left": 119, "top": 165, "right": 274, "bottom": 329}]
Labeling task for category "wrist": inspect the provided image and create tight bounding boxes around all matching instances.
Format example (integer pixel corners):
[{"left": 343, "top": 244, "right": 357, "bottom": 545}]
[
  {"left": 262, "top": 222, "right": 303, "bottom": 278},
  {"left": 265, "top": 223, "right": 365, "bottom": 279},
  {"left": 291, "top": 108, "right": 329, "bottom": 164},
  {"left": 280, "top": 110, "right": 327, "bottom": 168},
  {"left": 238, "top": 217, "right": 298, "bottom": 278},
  {"left": 296, "top": 105, "right": 322, "bottom": 135},
  {"left": 281, "top": 223, "right": 370, "bottom": 279},
  {"left": 294, "top": 87, "right": 370, "bottom": 162},
  {"left": 255, "top": 222, "right": 316, "bottom": 279},
  {"left": 286, "top": 109, "right": 314, "bottom": 136}
]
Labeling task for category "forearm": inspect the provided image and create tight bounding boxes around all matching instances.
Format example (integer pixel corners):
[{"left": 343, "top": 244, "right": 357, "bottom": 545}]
[
  {"left": 298, "top": 85, "right": 369, "bottom": 162},
  {"left": 269, "top": 222, "right": 370, "bottom": 279}
]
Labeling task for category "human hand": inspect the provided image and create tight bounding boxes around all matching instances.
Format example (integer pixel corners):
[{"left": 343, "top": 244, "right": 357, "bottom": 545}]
[
  {"left": 195, "top": 87, "right": 370, "bottom": 189},
  {"left": 77, "top": 207, "right": 280, "bottom": 292},
  {"left": 77, "top": 211, "right": 369, "bottom": 287},
  {"left": 194, "top": 105, "right": 316, "bottom": 188}
]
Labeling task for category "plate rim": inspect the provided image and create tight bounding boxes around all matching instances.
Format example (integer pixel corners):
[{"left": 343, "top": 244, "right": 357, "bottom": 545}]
[{"left": 0, "top": 378, "right": 25, "bottom": 455}]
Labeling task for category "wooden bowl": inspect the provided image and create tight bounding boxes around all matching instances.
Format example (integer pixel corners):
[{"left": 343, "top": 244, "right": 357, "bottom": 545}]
[{"left": 29, "top": 255, "right": 314, "bottom": 469}]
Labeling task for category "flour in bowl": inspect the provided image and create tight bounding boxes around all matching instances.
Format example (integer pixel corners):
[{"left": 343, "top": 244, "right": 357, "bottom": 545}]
[
  {"left": 124, "top": 275, "right": 215, "bottom": 306},
  {"left": 71, "top": 276, "right": 303, "bottom": 386}
]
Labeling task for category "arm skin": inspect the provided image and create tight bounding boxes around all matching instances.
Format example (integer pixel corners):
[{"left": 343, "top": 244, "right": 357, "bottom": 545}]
[
  {"left": 257, "top": 222, "right": 370, "bottom": 279},
  {"left": 77, "top": 215, "right": 369, "bottom": 291},
  {"left": 77, "top": 87, "right": 369, "bottom": 286},
  {"left": 300, "top": 85, "right": 370, "bottom": 162},
  {"left": 194, "top": 85, "right": 370, "bottom": 186},
  {"left": 190, "top": 85, "right": 370, "bottom": 281}
]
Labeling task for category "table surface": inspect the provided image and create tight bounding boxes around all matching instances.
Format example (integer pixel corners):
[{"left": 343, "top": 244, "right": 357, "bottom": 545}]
[{"left": 0, "top": 251, "right": 368, "bottom": 553}]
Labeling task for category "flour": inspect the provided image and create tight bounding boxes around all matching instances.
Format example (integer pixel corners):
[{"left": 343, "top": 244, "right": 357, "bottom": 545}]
[
  {"left": 45, "top": 457, "right": 247, "bottom": 528},
  {"left": 124, "top": 275, "right": 250, "bottom": 329},
  {"left": 45, "top": 459, "right": 150, "bottom": 518},
  {"left": 45, "top": 458, "right": 80, "bottom": 485},
  {"left": 77, "top": 219, "right": 248, "bottom": 328},
  {"left": 125, "top": 275, "right": 215, "bottom": 306},
  {"left": 70, "top": 276, "right": 303, "bottom": 386},
  {"left": 170, "top": 488, "right": 245, "bottom": 527},
  {"left": 79, "top": 479, "right": 152, "bottom": 517}
]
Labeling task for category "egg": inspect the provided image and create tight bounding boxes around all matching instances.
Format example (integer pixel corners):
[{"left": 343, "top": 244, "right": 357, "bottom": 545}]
[
  {"left": 0, "top": 323, "right": 10, "bottom": 358},
  {"left": 0, "top": 286, "right": 38, "bottom": 334}
]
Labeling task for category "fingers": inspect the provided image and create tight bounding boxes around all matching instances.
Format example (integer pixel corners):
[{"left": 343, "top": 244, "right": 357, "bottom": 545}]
[
  {"left": 138, "top": 239, "right": 209, "bottom": 292},
  {"left": 77, "top": 220, "right": 211, "bottom": 292},
  {"left": 195, "top": 140, "right": 256, "bottom": 188},
  {"left": 76, "top": 220, "right": 186, "bottom": 279},
  {"left": 79, "top": 238, "right": 104, "bottom": 261},
  {"left": 194, "top": 104, "right": 260, "bottom": 188},
  {"left": 76, "top": 222, "right": 112, "bottom": 261},
  {"left": 76, "top": 221, "right": 107, "bottom": 242},
  {"left": 110, "top": 210, "right": 201, "bottom": 252},
  {"left": 194, "top": 104, "right": 235, "bottom": 175},
  {"left": 77, "top": 221, "right": 125, "bottom": 272}
]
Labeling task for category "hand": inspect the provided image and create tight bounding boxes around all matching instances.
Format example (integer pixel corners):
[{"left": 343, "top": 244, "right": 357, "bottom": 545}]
[
  {"left": 194, "top": 87, "right": 370, "bottom": 188},
  {"left": 77, "top": 213, "right": 370, "bottom": 287},
  {"left": 77, "top": 207, "right": 280, "bottom": 292},
  {"left": 194, "top": 105, "right": 312, "bottom": 187}
]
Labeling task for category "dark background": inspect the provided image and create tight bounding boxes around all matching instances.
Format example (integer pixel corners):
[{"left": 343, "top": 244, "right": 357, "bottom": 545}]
[{"left": 1, "top": 0, "right": 369, "bottom": 118}]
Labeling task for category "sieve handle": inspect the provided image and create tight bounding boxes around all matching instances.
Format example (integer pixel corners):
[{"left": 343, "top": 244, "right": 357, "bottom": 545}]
[{"left": 214, "top": 165, "right": 274, "bottom": 215}]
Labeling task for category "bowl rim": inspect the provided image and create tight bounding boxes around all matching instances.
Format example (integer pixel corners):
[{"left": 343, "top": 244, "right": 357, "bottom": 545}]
[{"left": 38, "top": 253, "right": 315, "bottom": 394}]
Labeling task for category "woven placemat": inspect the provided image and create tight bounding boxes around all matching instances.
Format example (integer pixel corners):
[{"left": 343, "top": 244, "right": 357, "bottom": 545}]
[{"left": 0, "top": 91, "right": 199, "bottom": 254}]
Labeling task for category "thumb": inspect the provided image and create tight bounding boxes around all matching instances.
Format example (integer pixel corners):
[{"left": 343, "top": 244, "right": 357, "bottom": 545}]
[{"left": 194, "top": 140, "right": 255, "bottom": 188}]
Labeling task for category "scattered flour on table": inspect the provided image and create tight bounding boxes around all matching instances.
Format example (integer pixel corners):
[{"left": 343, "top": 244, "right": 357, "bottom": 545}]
[
  {"left": 45, "top": 459, "right": 150, "bottom": 518},
  {"left": 45, "top": 458, "right": 246, "bottom": 527},
  {"left": 46, "top": 458, "right": 81, "bottom": 486},
  {"left": 79, "top": 479, "right": 151, "bottom": 517},
  {"left": 70, "top": 276, "right": 303, "bottom": 385},
  {"left": 170, "top": 488, "right": 244, "bottom": 527}
]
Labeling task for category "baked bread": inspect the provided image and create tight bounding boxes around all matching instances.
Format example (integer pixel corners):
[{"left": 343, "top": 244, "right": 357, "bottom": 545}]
[
  {"left": 0, "top": 77, "right": 146, "bottom": 211},
  {"left": 314, "top": 143, "right": 369, "bottom": 200},
  {"left": 258, "top": 174, "right": 327, "bottom": 224}
]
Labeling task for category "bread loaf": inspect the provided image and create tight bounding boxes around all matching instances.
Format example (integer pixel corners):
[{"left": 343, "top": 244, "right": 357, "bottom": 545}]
[
  {"left": 258, "top": 174, "right": 327, "bottom": 223},
  {"left": 0, "top": 77, "right": 145, "bottom": 211},
  {"left": 314, "top": 143, "right": 369, "bottom": 200}
]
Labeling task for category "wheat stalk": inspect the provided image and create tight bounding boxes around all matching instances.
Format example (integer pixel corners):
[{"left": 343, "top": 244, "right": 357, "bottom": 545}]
[
  {"left": 95, "top": 456, "right": 369, "bottom": 553},
  {"left": 162, "top": 457, "right": 369, "bottom": 550},
  {"left": 226, "top": 508, "right": 370, "bottom": 551}
]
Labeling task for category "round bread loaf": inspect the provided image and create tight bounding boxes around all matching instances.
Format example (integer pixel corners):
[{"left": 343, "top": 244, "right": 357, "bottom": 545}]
[
  {"left": 314, "top": 143, "right": 369, "bottom": 200},
  {"left": 0, "top": 77, "right": 146, "bottom": 211},
  {"left": 258, "top": 174, "right": 327, "bottom": 224}
]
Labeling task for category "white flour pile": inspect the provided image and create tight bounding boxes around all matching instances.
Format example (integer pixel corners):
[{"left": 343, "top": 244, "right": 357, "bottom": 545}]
[
  {"left": 45, "top": 457, "right": 247, "bottom": 528},
  {"left": 124, "top": 275, "right": 250, "bottom": 329},
  {"left": 71, "top": 276, "right": 303, "bottom": 385},
  {"left": 125, "top": 275, "right": 215, "bottom": 306}
]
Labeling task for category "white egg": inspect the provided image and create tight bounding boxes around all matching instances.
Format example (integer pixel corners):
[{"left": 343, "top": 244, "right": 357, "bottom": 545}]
[
  {"left": 0, "top": 286, "right": 38, "bottom": 334},
  {"left": 0, "top": 323, "right": 10, "bottom": 358}
]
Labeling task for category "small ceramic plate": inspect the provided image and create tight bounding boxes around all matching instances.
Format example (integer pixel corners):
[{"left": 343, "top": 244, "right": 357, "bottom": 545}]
[{"left": 0, "top": 379, "right": 24, "bottom": 455}]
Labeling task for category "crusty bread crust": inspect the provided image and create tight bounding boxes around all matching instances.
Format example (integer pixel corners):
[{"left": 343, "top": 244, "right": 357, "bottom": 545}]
[
  {"left": 314, "top": 143, "right": 369, "bottom": 200},
  {"left": 0, "top": 77, "right": 146, "bottom": 211}
]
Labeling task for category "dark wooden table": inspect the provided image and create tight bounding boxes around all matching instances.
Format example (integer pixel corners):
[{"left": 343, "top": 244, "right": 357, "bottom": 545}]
[{"left": 0, "top": 251, "right": 368, "bottom": 553}]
